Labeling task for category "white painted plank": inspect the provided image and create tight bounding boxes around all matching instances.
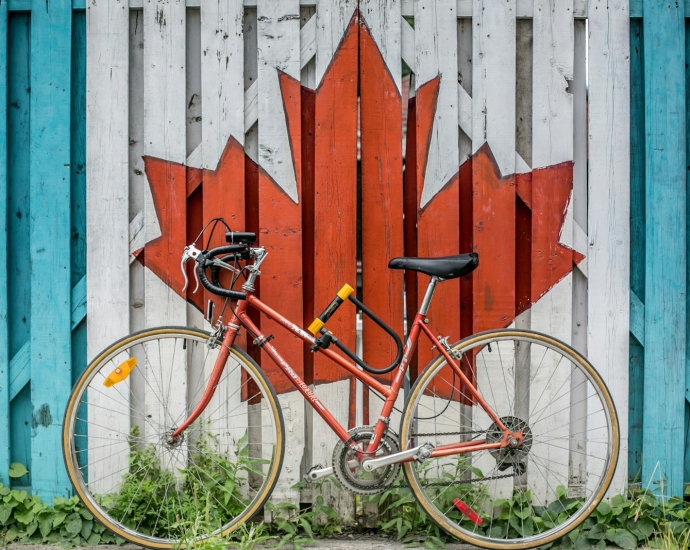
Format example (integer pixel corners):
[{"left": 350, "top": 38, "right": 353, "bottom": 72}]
[
  {"left": 300, "top": 15, "right": 317, "bottom": 70},
  {"left": 457, "top": 17, "right": 472, "bottom": 162},
  {"left": 201, "top": 0, "right": 244, "bottom": 169},
  {"left": 360, "top": 0, "right": 402, "bottom": 92},
  {"left": 529, "top": 0, "right": 574, "bottom": 505},
  {"left": 257, "top": 0, "right": 300, "bottom": 201},
  {"left": 401, "top": 17, "right": 415, "bottom": 72},
  {"left": 471, "top": 0, "right": 516, "bottom": 174},
  {"left": 470, "top": 0, "right": 517, "bottom": 501},
  {"left": 315, "top": 0, "right": 357, "bottom": 85},
  {"left": 143, "top": 0, "right": 188, "bottom": 460},
  {"left": 587, "top": 0, "right": 629, "bottom": 497},
  {"left": 86, "top": 0, "right": 131, "bottom": 495},
  {"left": 415, "top": 0, "right": 459, "bottom": 208}
]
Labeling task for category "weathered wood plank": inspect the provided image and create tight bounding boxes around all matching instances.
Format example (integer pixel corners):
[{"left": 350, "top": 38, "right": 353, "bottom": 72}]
[
  {"left": 29, "top": 0, "right": 73, "bottom": 500},
  {"left": 86, "top": 0, "right": 131, "bottom": 494},
  {"left": 143, "top": 0, "right": 188, "bottom": 462},
  {"left": 9, "top": 343, "right": 30, "bottom": 402},
  {"left": 590, "top": 0, "right": 630, "bottom": 497},
  {"left": 257, "top": 0, "right": 304, "bottom": 507},
  {"left": 414, "top": 0, "right": 460, "bottom": 373},
  {"left": 530, "top": 0, "right": 574, "bottom": 503},
  {"left": 312, "top": 0, "right": 358, "bottom": 514},
  {"left": 630, "top": 291, "right": 645, "bottom": 346},
  {"left": 7, "top": 12, "right": 31, "bottom": 487},
  {"left": 0, "top": 0, "right": 9, "bottom": 487},
  {"left": 628, "top": 18, "right": 644, "bottom": 479},
  {"left": 641, "top": 0, "right": 684, "bottom": 497},
  {"left": 71, "top": 276, "right": 87, "bottom": 330},
  {"left": 469, "top": 0, "right": 516, "bottom": 500},
  {"left": 201, "top": 0, "right": 244, "bottom": 169},
  {"left": 359, "top": 0, "right": 403, "bottom": 382}
]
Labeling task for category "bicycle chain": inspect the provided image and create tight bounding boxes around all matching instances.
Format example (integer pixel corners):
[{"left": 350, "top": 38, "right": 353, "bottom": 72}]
[{"left": 411, "top": 430, "right": 486, "bottom": 437}]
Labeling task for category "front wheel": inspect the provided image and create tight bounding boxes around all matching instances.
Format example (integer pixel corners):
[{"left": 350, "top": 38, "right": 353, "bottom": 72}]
[
  {"left": 400, "top": 329, "right": 619, "bottom": 549},
  {"left": 63, "top": 327, "right": 285, "bottom": 548}
]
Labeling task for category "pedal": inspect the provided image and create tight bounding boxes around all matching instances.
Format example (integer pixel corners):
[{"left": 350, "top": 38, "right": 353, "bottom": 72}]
[{"left": 304, "top": 465, "right": 333, "bottom": 483}]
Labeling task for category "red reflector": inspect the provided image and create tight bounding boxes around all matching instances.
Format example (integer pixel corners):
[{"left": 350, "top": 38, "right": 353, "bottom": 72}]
[{"left": 453, "top": 498, "right": 482, "bottom": 526}]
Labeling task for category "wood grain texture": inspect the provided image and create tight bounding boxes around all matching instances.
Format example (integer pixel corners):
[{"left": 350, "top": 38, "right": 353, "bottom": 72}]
[
  {"left": 628, "top": 18, "right": 645, "bottom": 482},
  {"left": 143, "top": 0, "right": 188, "bottom": 460},
  {"left": 29, "top": 0, "right": 73, "bottom": 500},
  {"left": 200, "top": 0, "right": 244, "bottom": 169},
  {"left": 414, "top": 0, "right": 460, "bottom": 372},
  {"left": 7, "top": 13, "right": 31, "bottom": 488},
  {"left": 359, "top": 2, "right": 404, "bottom": 381},
  {"left": 85, "top": 0, "right": 131, "bottom": 495},
  {"left": 639, "top": 0, "right": 685, "bottom": 496},
  {"left": 0, "top": 0, "right": 8, "bottom": 487},
  {"left": 589, "top": 0, "right": 631, "bottom": 496},
  {"left": 257, "top": 0, "right": 304, "bottom": 507}
]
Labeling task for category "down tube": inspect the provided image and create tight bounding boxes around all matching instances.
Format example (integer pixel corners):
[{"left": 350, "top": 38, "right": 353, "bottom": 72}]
[{"left": 236, "top": 310, "right": 353, "bottom": 445}]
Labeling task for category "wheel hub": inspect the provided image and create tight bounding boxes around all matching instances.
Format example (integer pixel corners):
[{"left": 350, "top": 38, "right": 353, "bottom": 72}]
[
  {"left": 486, "top": 416, "right": 532, "bottom": 467},
  {"left": 332, "top": 426, "right": 400, "bottom": 495},
  {"left": 164, "top": 431, "right": 184, "bottom": 448}
]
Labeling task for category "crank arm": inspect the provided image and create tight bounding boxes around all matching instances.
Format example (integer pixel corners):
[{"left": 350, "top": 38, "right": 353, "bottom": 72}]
[
  {"left": 361, "top": 443, "right": 434, "bottom": 472},
  {"left": 304, "top": 458, "right": 360, "bottom": 483}
]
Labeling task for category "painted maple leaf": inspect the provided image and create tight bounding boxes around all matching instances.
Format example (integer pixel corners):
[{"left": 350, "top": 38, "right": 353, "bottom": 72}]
[{"left": 136, "top": 9, "right": 583, "bottom": 395}]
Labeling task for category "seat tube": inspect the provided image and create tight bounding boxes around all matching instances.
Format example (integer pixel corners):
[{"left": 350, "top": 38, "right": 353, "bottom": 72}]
[{"left": 419, "top": 276, "right": 439, "bottom": 315}]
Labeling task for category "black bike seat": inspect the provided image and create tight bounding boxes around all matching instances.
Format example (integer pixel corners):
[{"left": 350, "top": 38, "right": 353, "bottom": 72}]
[{"left": 388, "top": 253, "right": 478, "bottom": 279}]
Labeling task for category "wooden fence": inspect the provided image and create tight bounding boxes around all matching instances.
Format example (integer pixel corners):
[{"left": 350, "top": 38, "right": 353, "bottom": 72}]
[
  {"left": 628, "top": 0, "right": 690, "bottom": 497},
  {"left": 0, "top": 0, "right": 87, "bottom": 501},
  {"left": 0, "top": 0, "right": 644, "bottom": 512}
]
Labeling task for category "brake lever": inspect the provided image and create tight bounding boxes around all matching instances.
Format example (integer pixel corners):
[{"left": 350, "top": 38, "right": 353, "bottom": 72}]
[{"left": 181, "top": 245, "right": 201, "bottom": 293}]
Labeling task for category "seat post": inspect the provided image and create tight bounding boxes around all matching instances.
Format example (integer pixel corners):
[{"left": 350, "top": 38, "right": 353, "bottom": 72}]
[{"left": 419, "top": 276, "right": 439, "bottom": 315}]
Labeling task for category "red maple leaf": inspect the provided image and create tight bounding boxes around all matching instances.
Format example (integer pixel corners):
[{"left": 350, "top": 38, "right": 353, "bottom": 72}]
[{"left": 137, "top": 10, "right": 584, "bottom": 396}]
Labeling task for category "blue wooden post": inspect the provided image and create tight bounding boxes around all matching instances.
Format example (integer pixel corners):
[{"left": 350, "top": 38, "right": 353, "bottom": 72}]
[
  {"left": 0, "top": 0, "right": 10, "bottom": 489},
  {"left": 30, "top": 0, "right": 73, "bottom": 499},
  {"left": 685, "top": 20, "right": 690, "bottom": 485},
  {"left": 642, "top": 0, "right": 687, "bottom": 497},
  {"left": 629, "top": 18, "right": 645, "bottom": 482}
]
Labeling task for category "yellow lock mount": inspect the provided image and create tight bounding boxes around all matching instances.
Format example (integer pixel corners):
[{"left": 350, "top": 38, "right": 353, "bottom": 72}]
[
  {"left": 308, "top": 283, "right": 354, "bottom": 335},
  {"left": 103, "top": 357, "right": 137, "bottom": 387}
]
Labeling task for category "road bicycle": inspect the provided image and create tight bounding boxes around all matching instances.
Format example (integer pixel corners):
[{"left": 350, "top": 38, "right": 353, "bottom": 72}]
[{"left": 63, "top": 221, "right": 619, "bottom": 549}]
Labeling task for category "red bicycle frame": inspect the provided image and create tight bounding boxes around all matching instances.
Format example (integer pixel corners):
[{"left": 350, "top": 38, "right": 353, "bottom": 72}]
[{"left": 173, "top": 281, "right": 522, "bottom": 461}]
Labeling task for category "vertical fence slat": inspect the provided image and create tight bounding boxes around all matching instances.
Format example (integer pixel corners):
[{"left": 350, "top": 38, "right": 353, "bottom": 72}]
[
  {"left": 629, "top": 18, "right": 644, "bottom": 481},
  {"left": 312, "top": 0, "right": 358, "bottom": 513},
  {"left": 641, "top": 0, "right": 685, "bottom": 496},
  {"left": 7, "top": 13, "right": 31, "bottom": 489},
  {"left": 257, "top": 0, "right": 305, "bottom": 507},
  {"left": 590, "top": 0, "right": 631, "bottom": 497},
  {"left": 414, "top": 0, "right": 459, "bottom": 371},
  {"left": 359, "top": 1, "right": 404, "bottom": 390},
  {"left": 529, "top": 0, "right": 575, "bottom": 502},
  {"left": 469, "top": 0, "right": 517, "bottom": 501},
  {"left": 0, "top": 0, "right": 8, "bottom": 488},
  {"left": 29, "top": 0, "right": 73, "bottom": 499},
  {"left": 143, "top": 0, "right": 188, "bottom": 448},
  {"left": 85, "top": 0, "right": 131, "bottom": 493}
]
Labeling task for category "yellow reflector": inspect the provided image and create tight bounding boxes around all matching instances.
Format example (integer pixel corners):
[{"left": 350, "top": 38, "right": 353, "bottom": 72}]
[{"left": 103, "top": 357, "right": 137, "bottom": 387}]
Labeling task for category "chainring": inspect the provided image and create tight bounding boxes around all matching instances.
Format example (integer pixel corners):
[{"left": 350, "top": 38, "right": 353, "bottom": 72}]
[
  {"left": 332, "top": 426, "right": 400, "bottom": 495},
  {"left": 486, "top": 415, "right": 533, "bottom": 467}
]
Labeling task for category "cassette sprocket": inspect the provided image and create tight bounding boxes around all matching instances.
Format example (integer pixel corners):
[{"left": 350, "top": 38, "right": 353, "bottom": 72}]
[{"left": 332, "top": 426, "right": 400, "bottom": 495}]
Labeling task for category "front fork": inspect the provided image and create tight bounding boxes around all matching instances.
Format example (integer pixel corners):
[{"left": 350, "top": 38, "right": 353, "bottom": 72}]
[{"left": 171, "top": 308, "right": 243, "bottom": 440}]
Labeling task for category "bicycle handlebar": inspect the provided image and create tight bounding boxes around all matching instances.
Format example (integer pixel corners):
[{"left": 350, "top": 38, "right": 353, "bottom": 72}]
[{"left": 196, "top": 244, "right": 249, "bottom": 300}]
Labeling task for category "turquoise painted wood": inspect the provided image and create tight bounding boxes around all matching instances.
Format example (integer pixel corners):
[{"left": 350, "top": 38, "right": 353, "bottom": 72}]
[
  {"left": 629, "top": 19, "right": 645, "bottom": 482},
  {"left": 7, "top": 12, "right": 33, "bottom": 490},
  {"left": 685, "top": 20, "right": 690, "bottom": 484},
  {"left": 1, "top": 2, "right": 86, "bottom": 497},
  {"left": 29, "top": 0, "right": 74, "bottom": 500},
  {"left": 0, "top": 0, "right": 10, "bottom": 489},
  {"left": 642, "top": 0, "right": 687, "bottom": 497}
]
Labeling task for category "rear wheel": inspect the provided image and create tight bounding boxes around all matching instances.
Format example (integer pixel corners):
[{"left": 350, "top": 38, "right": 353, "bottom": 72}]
[
  {"left": 400, "top": 329, "right": 619, "bottom": 549},
  {"left": 63, "top": 327, "right": 284, "bottom": 548}
]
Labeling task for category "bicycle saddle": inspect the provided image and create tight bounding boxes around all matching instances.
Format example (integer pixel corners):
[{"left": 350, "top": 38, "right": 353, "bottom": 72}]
[{"left": 388, "top": 252, "right": 478, "bottom": 279}]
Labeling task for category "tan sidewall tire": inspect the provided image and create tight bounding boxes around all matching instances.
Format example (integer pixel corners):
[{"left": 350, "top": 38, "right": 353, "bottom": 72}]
[
  {"left": 400, "top": 329, "right": 619, "bottom": 550},
  {"left": 62, "top": 327, "right": 285, "bottom": 549}
]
